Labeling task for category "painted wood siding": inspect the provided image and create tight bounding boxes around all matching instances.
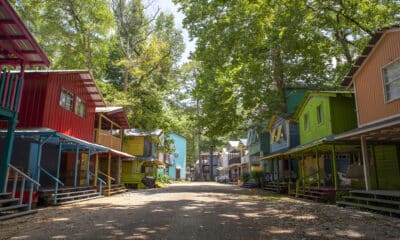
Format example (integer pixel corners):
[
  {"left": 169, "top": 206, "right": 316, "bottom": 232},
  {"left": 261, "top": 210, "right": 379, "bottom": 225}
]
[
  {"left": 354, "top": 31, "right": 400, "bottom": 126},
  {"left": 330, "top": 96, "right": 357, "bottom": 134},
  {"left": 18, "top": 72, "right": 96, "bottom": 141},
  {"left": 123, "top": 136, "right": 144, "bottom": 156},
  {"left": 370, "top": 145, "right": 400, "bottom": 190},
  {"left": 270, "top": 117, "right": 289, "bottom": 153},
  {"left": 299, "top": 96, "right": 332, "bottom": 144}
]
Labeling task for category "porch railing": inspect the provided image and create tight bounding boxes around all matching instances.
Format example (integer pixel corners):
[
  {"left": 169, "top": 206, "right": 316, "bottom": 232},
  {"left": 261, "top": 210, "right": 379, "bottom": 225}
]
[
  {"left": 40, "top": 167, "right": 65, "bottom": 205},
  {"left": 98, "top": 170, "right": 115, "bottom": 195},
  {"left": 295, "top": 171, "right": 319, "bottom": 197},
  {"left": 3, "top": 164, "right": 40, "bottom": 211},
  {"left": 94, "top": 129, "right": 122, "bottom": 150},
  {"left": 89, "top": 171, "right": 106, "bottom": 196},
  {"left": 0, "top": 69, "right": 23, "bottom": 114}
]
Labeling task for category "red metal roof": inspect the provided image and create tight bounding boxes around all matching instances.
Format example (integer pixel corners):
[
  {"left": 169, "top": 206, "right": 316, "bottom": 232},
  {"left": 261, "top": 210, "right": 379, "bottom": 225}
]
[{"left": 0, "top": 0, "right": 49, "bottom": 66}]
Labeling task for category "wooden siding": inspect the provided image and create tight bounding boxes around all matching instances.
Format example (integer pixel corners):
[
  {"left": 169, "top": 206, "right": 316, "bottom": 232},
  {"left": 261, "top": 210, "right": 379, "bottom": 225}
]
[
  {"left": 329, "top": 96, "right": 357, "bottom": 134},
  {"left": 123, "top": 136, "right": 144, "bottom": 156},
  {"left": 370, "top": 145, "right": 400, "bottom": 190},
  {"left": 17, "top": 72, "right": 97, "bottom": 141},
  {"left": 354, "top": 31, "right": 400, "bottom": 126},
  {"left": 299, "top": 96, "right": 332, "bottom": 144}
]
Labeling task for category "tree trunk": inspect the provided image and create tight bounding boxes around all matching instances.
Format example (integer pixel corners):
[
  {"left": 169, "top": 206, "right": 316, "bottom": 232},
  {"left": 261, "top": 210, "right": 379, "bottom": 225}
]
[
  {"left": 123, "top": 69, "right": 129, "bottom": 92},
  {"left": 272, "top": 47, "right": 286, "bottom": 114}
]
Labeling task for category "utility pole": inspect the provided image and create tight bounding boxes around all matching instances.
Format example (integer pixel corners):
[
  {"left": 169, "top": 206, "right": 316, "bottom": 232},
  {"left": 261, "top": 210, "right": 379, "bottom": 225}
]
[{"left": 197, "top": 99, "right": 203, "bottom": 181}]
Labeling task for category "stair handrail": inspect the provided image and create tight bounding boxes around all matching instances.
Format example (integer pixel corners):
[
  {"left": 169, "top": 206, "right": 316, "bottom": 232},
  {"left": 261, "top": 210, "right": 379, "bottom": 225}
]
[
  {"left": 40, "top": 167, "right": 64, "bottom": 186},
  {"left": 295, "top": 171, "right": 319, "bottom": 198},
  {"left": 98, "top": 170, "right": 116, "bottom": 182},
  {"left": 89, "top": 171, "right": 106, "bottom": 196},
  {"left": 4, "top": 164, "right": 41, "bottom": 211}
]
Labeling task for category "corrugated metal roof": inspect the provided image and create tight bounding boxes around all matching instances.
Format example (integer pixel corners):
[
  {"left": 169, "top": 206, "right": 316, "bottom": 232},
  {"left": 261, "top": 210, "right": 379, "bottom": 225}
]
[
  {"left": 96, "top": 106, "right": 130, "bottom": 129},
  {"left": 341, "top": 25, "right": 400, "bottom": 87},
  {"left": 124, "top": 128, "right": 163, "bottom": 137},
  {"left": 0, "top": 0, "right": 49, "bottom": 66}
]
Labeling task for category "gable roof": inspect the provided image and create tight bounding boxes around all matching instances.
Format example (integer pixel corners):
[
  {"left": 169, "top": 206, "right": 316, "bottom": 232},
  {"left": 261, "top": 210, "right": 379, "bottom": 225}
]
[
  {"left": 293, "top": 91, "right": 354, "bottom": 120},
  {"left": 124, "top": 128, "right": 163, "bottom": 137},
  {"left": 96, "top": 106, "right": 130, "bottom": 129},
  {"left": 0, "top": 0, "right": 49, "bottom": 66},
  {"left": 341, "top": 24, "right": 400, "bottom": 87}
]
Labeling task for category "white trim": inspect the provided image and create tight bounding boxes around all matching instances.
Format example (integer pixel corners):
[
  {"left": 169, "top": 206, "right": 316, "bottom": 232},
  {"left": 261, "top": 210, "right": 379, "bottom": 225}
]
[
  {"left": 381, "top": 57, "right": 400, "bottom": 103},
  {"left": 353, "top": 80, "right": 361, "bottom": 126},
  {"left": 358, "top": 112, "right": 400, "bottom": 128}
]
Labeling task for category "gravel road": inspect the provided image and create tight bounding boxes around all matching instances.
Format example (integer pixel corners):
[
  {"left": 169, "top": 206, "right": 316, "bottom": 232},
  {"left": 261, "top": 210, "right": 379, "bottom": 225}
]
[{"left": 1, "top": 182, "right": 399, "bottom": 240}]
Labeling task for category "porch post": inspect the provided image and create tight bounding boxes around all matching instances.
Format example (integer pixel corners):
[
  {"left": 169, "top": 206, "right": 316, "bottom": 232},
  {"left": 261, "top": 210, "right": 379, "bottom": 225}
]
[
  {"left": 288, "top": 157, "right": 292, "bottom": 193},
  {"left": 0, "top": 117, "right": 17, "bottom": 192},
  {"left": 74, "top": 144, "right": 80, "bottom": 187},
  {"left": 331, "top": 145, "right": 338, "bottom": 191},
  {"left": 94, "top": 154, "right": 99, "bottom": 187},
  {"left": 315, "top": 148, "right": 320, "bottom": 188},
  {"left": 117, "top": 156, "right": 121, "bottom": 184},
  {"left": 360, "top": 136, "right": 371, "bottom": 190},
  {"left": 86, "top": 148, "right": 91, "bottom": 186},
  {"left": 107, "top": 151, "right": 111, "bottom": 195},
  {"left": 55, "top": 140, "right": 62, "bottom": 204},
  {"left": 301, "top": 153, "right": 305, "bottom": 188},
  {"left": 36, "top": 137, "right": 44, "bottom": 186}
]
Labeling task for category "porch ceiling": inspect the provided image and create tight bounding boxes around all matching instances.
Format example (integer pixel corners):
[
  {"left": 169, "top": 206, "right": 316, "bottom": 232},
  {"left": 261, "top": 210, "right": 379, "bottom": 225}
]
[{"left": 0, "top": 0, "right": 49, "bottom": 66}]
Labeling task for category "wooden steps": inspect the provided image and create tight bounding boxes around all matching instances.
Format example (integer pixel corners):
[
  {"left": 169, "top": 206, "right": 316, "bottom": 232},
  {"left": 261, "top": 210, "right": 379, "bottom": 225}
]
[
  {"left": 39, "top": 186, "right": 102, "bottom": 205},
  {"left": 101, "top": 184, "right": 128, "bottom": 196},
  {"left": 290, "top": 186, "right": 336, "bottom": 202},
  {"left": 241, "top": 182, "right": 258, "bottom": 189},
  {"left": 0, "top": 192, "right": 34, "bottom": 221},
  {"left": 337, "top": 190, "right": 400, "bottom": 217},
  {"left": 262, "top": 182, "right": 288, "bottom": 194}
]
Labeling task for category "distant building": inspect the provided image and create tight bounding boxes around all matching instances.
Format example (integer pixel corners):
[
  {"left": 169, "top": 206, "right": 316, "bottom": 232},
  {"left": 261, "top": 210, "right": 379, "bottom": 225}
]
[{"left": 166, "top": 133, "right": 187, "bottom": 180}]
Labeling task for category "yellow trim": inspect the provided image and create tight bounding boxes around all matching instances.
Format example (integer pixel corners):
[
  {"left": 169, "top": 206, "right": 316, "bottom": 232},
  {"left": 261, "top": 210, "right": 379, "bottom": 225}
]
[
  {"left": 276, "top": 125, "right": 283, "bottom": 142},
  {"left": 270, "top": 128, "right": 276, "bottom": 143}
]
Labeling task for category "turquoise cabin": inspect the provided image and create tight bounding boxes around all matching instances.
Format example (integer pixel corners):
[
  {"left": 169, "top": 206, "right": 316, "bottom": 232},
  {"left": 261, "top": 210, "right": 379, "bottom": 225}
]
[{"left": 166, "top": 133, "right": 187, "bottom": 180}]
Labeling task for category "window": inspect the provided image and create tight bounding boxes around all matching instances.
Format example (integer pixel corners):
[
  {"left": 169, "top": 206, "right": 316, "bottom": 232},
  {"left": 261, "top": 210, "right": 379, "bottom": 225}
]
[
  {"left": 270, "top": 128, "right": 277, "bottom": 143},
  {"left": 382, "top": 59, "right": 400, "bottom": 102},
  {"left": 75, "top": 96, "right": 86, "bottom": 118},
  {"left": 316, "top": 105, "right": 323, "bottom": 124},
  {"left": 276, "top": 125, "right": 283, "bottom": 142},
  {"left": 59, "top": 89, "right": 73, "bottom": 111},
  {"left": 304, "top": 113, "right": 309, "bottom": 130}
]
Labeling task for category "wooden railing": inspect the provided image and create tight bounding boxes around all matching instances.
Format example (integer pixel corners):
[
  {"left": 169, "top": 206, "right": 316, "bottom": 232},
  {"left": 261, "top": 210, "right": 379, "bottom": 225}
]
[
  {"left": 3, "top": 164, "right": 40, "bottom": 211},
  {"left": 0, "top": 69, "right": 23, "bottom": 114},
  {"left": 295, "top": 171, "right": 319, "bottom": 197},
  {"left": 94, "top": 129, "right": 122, "bottom": 150}
]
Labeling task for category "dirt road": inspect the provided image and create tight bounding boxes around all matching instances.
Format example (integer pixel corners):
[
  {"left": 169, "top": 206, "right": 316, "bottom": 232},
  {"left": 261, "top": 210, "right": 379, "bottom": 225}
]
[{"left": 1, "top": 182, "right": 399, "bottom": 239}]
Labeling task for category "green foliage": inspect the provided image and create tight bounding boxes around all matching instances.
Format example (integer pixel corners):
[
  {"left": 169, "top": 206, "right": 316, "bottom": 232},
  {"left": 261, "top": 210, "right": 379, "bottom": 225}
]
[
  {"left": 157, "top": 174, "right": 170, "bottom": 184},
  {"left": 241, "top": 172, "right": 251, "bottom": 183},
  {"left": 251, "top": 170, "right": 264, "bottom": 186}
]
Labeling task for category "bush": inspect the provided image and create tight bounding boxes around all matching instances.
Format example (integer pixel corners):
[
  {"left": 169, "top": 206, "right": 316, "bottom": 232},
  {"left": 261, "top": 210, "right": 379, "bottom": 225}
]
[
  {"left": 158, "top": 174, "right": 170, "bottom": 184},
  {"left": 241, "top": 172, "right": 251, "bottom": 183},
  {"left": 251, "top": 170, "right": 264, "bottom": 186}
]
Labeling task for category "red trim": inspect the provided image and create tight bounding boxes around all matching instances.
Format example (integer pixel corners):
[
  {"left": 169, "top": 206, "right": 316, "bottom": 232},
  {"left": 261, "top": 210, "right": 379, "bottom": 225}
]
[{"left": 2, "top": 70, "right": 10, "bottom": 107}]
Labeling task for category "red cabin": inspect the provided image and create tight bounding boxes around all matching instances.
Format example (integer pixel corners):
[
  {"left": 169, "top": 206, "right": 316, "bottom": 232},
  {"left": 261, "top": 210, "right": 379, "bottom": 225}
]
[{"left": 17, "top": 70, "right": 105, "bottom": 141}]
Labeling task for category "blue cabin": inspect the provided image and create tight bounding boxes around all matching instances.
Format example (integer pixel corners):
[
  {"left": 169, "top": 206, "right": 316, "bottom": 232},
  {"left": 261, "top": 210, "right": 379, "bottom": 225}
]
[{"left": 166, "top": 133, "right": 187, "bottom": 180}]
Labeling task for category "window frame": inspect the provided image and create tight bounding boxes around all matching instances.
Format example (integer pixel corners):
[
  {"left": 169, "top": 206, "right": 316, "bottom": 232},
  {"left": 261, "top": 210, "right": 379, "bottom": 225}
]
[
  {"left": 74, "top": 96, "right": 86, "bottom": 118},
  {"left": 303, "top": 113, "right": 309, "bottom": 131},
  {"left": 316, "top": 104, "right": 323, "bottom": 124},
  {"left": 59, "top": 88, "right": 74, "bottom": 111},
  {"left": 382, "top": 58, "right": 400, "bottom": 103}
]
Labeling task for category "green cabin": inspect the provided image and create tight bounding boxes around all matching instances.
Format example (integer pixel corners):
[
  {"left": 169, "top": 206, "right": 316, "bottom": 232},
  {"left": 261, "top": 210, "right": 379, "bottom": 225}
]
[{"left": 294, "top": 91, "right": 357, "bottom": 145}]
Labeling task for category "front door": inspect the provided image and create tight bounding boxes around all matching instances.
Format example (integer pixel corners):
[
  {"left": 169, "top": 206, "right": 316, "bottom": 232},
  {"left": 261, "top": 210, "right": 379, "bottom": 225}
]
[{"left": 176, "top": 168, "right": 181, "bottom": 180}]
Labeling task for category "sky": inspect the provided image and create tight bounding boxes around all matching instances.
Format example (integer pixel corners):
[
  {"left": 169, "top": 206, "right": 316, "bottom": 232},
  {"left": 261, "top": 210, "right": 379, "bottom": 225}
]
[{"left": 147, "top": 0, "right": 195, "bottom": 64}]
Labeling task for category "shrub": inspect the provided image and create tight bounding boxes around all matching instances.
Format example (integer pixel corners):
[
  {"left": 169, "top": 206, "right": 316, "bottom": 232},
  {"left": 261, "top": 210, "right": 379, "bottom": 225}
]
[
  {"left": 158, "top": 174, "right": 170, "bottom": 184},
  {"left": 241, "top": 172, "right": 251, "bottom": 183}
]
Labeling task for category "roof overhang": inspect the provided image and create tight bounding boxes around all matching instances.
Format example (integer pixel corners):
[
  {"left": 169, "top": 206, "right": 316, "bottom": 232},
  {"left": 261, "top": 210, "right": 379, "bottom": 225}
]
[
  {"left": 96, "top": 106, "right": 130, "bottom": 129},
  {"left": 0, "top": 0, "right": 49, "bottom": 66},
  {"left": 341, "top": 25, "right": 400, "bottom": 87}
]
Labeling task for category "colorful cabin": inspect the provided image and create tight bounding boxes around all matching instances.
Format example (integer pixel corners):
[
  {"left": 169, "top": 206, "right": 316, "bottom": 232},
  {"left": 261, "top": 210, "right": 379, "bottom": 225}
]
[
  {"left": 0, "top": 0, "right": 49, "bottom": 219},
  {"left": 1, "top": 70, "right": 111, "bottom": 206},
  {"left": 195, "top": 152, "right": 218, "bottom": 181},
  {"left": 122, "top": 129, "right": 164, "bottom": 188},
  {"left": 336, "top": 25, "right": 400, "bottom": 215},
  {"left": 246, "top": 124, "right": 269, "bottom": 172},
  {"left": 261, "top": 116, "right": 300, "bottom": 193},
  {"left": 165, "top": 133, "right": 186, "bottom": 180},
  {"left": 227, "top": 141, "right": 241, "bottom": 182},
  {"left": 93, "top": 107, "right": 134, "bottom": 196},
  {"left": 286, "top": 91, "right": 359, "bottom": 201},
  {"left": 239, "top": 138, "right": 249, "bottom": 176}
]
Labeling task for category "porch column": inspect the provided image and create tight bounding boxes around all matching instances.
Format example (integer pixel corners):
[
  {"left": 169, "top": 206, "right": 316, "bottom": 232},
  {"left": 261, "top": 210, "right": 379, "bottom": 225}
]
[
  {"left": 0, "top": 117, "right": 17, "bottom": 192},
  {"left": 117, "top": 156, "right": 121, "bottom": 184},
  {"left": 86, "top": 148, "right": 91, "bottom": 186},
  {"left": 301, "top": 153, "right": 305, "bottom": 188},
  {"left": 331, "top": 145, "right": 338, "bottom": 191},
  {"left": 107, "top": 152, "right": 111, "bottom": 195},
  {"left": 315, "top": 148, "right": 320, "bottom": 188},
  {"left": 74, "top": 145, "right": 80, "bottom": 187},
  {"left": 94, "top": 154, "right": 99, "bottom": 187},
  {"left": 55, "top": 141, "right": 63, "bottom": 205},
  {"left": 288, "top": 157, "right": 292, "bottom": 193},
  {"left": 35, "top": 137, "right": 44, "bottom": 187},
  {"left": 360, "top": 136, "right": 371, "bottom": 190}
]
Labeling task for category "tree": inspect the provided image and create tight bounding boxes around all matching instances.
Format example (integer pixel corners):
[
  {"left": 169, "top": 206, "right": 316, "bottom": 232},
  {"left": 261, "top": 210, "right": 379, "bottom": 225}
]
[{"left": 174, "top": 0, "right": 400, "bottom": 136}]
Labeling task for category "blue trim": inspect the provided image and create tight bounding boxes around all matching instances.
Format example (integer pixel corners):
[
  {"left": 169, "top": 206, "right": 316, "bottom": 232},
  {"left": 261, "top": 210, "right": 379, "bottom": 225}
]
[{"left": 74, "top": 145, "right": 80, "bottom": 187}]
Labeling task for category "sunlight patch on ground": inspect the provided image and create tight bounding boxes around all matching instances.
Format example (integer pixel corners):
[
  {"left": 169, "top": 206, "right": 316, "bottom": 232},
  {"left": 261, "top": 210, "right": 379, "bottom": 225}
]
[
  {"left": 219, "top": 214, "right": 241, "bottom": 220},
  {"left": 243, "top": 212, "right": 262, "bottom": 218},
  {"left": 336, "top": 229, "right": 365, "bottom": 238},
  {"left": 292, "top": 214, "right": 317, "bottom": 220},
  {"left": 10, "top": 236, "right": 30, "bottom": 239},
  {"left": 304, "top": 227, "right": 322, "bottom": 237},
  {"left": 51, "top": 236, "right": 67, "bottom": 239},
  {"left": 51, "top": 217, "right": 70, "bottom": 222},
  {"left": 267, "top": 226, "right": 295, "bottom": 234},
  {"left": 181, "top": 205, "right": 199, "bottom": 210}
]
